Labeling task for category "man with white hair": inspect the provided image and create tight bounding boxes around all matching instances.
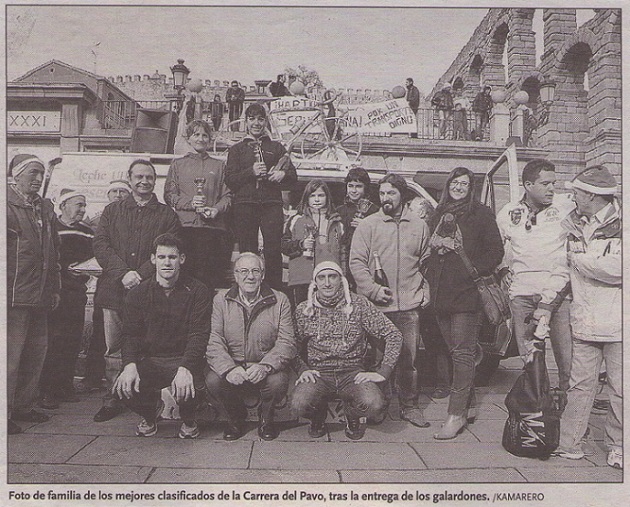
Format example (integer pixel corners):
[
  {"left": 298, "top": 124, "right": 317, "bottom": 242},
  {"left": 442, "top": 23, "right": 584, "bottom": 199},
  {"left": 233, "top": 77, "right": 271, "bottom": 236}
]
[
  {"left": 205, "top": 252, "right": 296, "bottom": 441},
  {"left": 39, "top": 189, "right": 94, "bottom": 409},
  {"left": 292, "top": 261, "right": 403, "bottom": 440},
  {"left": 7, "top": 154, "right": 61, "bottom": 434},
  {"left": 554, "top": 166, "right": 622, "bottom": 469}
]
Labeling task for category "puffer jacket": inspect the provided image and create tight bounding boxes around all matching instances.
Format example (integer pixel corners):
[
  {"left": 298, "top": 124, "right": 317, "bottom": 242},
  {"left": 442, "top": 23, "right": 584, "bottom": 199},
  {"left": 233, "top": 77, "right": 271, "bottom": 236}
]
[
  {"left": 350, "top": 207, "right": 430, "bottom": 313},
  {"left": 93, "top": 193, "right": 181, "bottom": 311},
  {"left": 7, "top": 185, "right": 60, "bottom": 307},
  {"left": 206, "top": 284, "right": 297, "bottom": 376},
  {"left": 563, "top": 200, "right": 621, "bottom": 342},
  {"left": 281, "top": 212, "right": 345, "bottom": 286},
  {"left": 164, "top": 151, "right": 231, "bottom": 229}
]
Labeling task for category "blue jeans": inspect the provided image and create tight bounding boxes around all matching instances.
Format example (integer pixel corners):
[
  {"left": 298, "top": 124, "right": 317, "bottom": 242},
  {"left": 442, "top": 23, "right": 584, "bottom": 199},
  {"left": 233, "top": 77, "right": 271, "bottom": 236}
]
[
  {"left": 385, "top": 309, "right": 420, "bottom": 408},
  {"left": 510, "top": 296, "right": 572, "bottom": 391},
  {"left": 436, "top": 312, "right": 482, "bottom": 417},
  {"left": 291, "top": 367, "right": 386, "bottom": 421},
  {"left": 559, "top": 340, "right": 622, "bottom": 453}
]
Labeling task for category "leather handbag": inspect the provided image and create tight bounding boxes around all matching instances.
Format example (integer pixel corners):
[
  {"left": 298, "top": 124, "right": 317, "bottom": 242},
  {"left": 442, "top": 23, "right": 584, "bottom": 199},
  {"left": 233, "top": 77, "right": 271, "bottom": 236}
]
[{"left": 454, "top": 246, "right": 510, "bottom": 326}]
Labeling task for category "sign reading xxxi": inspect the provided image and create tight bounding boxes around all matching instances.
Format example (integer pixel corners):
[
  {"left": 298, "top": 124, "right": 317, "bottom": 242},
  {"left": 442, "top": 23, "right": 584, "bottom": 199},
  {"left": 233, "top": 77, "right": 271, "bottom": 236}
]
[{"left": 8, "top": 111, "right": 62, "bottom": 132}]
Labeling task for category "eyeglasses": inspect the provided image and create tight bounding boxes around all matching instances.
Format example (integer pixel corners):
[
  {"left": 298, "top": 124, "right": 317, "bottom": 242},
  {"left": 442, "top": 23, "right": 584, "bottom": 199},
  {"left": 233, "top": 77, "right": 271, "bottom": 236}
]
[
  {"left": 449, "top": 180, "right": 470, "bottom": 188},
  {"left": 234, "top": 268, "right": 263, "bottom": 277}
]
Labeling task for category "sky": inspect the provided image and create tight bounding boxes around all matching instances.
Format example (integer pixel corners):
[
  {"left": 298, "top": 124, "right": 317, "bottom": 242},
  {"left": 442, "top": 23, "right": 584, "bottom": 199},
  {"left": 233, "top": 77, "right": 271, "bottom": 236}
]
[{"left": 7, "top": 5, "right": 491, "bottom": 95}]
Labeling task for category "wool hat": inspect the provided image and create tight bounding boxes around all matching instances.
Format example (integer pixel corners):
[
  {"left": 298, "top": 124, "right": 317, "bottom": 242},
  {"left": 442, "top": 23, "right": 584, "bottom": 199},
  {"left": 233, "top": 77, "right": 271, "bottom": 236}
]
[
  {"left": 57, "top": 188, "right": 86, "bottom": 207},
  {"left": 303, "top": 261, "right": 353, "bottom": 317},
  {"left": 565, "top": 165, "right": 618, "bottom": 195},
  {"left": 442, "top": 82, "right": 452, "bottom": 90},
  {"left": 9, "top": 154, "right": 45, "bottom": 178},
  {"left": 107, "top": 179, "right": 132, "bottom": 194}
]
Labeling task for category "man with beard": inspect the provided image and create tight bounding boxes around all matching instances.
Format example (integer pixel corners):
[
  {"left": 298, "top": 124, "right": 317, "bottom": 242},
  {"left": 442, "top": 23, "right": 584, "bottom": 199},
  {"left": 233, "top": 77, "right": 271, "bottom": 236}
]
[
  {"left": 92, "top": 159, "right": 181, "bottom": 423},
  {"left": 405, "top": 78, "right": 420, "bottom": 139},
  {"left": 350, "top": 173, "right": 431, "bottom": 428}
]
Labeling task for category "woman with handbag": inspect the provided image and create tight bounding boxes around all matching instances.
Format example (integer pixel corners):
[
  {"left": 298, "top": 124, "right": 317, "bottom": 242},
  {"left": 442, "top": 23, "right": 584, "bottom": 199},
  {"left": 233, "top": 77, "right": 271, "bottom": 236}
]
[{"left": 425, "top": 167, "right": 504, "bottom": 439}]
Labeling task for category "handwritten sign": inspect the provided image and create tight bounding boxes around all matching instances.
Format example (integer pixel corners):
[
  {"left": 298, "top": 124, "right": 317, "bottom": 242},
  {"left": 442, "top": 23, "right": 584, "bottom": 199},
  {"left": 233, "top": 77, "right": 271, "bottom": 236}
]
[
  {"left": 268, "top": 96, "right": 322, "bottom": 135},
  {"left": 341, "top": 98, "right": 417, "bottom": 134}
]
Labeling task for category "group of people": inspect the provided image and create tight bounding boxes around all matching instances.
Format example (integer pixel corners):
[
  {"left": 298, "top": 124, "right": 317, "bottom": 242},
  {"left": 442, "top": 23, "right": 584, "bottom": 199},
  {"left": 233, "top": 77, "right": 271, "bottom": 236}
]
[{"left": 7, "top": 100, "right": 622, "bottom": 469}]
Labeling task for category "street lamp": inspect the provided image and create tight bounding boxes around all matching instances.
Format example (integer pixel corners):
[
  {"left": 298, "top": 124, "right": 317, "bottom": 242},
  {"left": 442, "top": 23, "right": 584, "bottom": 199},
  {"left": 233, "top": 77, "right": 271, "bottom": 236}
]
[
  {"left": 170, "top": 59, "right": 190, "bottom": 112},
  {"left": 537, "top": 76, "right": 556, "bottom": 126}
]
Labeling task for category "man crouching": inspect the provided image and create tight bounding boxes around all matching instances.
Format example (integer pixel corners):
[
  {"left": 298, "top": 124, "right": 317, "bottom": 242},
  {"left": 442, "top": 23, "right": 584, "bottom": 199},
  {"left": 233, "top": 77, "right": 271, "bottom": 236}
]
[
  {"left": 113, "top": 233, "right": 210, "bottom": 439},
  {"left": 291, "top": 262, "right": 403, "bottom": 440},
  {"left": 205, "top": 252, "right": 296, "bottom": 441}
]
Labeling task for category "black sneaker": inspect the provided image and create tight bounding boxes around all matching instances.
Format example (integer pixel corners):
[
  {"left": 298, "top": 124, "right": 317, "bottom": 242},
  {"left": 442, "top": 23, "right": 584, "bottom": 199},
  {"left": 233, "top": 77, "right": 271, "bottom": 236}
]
[
  {"left": 223, "top": 421, "right": 245, "bottom": 441},
  {"left": 345, "top": 417, "right": 366, "bottom": 440},
  {"left": 308, "top": 419, "right": 327, "bottom": 438}
]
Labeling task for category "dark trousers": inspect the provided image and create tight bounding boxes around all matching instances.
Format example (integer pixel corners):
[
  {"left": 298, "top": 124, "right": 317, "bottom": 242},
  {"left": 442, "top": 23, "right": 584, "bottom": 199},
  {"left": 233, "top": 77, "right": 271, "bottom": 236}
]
[
  {"left": 205, "top": 368, "right": 289, "bottom": 422},
  {"left": 419, "top": 308, "right": 452, "bottom": 389},
  {"left": 232, "top": 203, "right": 284, "bottom": 289},
  {"left": 40, "top": 291, "right": 86, "bottom": 395},
  {"left": 85, "top": 305, "right": 106, "bottom": 385},
  {"left": 291, "top": 367, "right": 386, "bottom": 421},
  {"left": 181, "top": 227, "right": 231, "bottom": 289},
  {"left": 124, "top": 357, "right": 204, "bottom": 425}
]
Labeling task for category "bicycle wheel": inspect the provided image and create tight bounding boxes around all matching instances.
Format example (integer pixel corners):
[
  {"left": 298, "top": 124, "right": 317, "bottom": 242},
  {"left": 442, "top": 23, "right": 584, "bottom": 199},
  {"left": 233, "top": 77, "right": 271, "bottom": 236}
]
[{"left": 299, "top": 117, "right": 362, "bottom": 164}]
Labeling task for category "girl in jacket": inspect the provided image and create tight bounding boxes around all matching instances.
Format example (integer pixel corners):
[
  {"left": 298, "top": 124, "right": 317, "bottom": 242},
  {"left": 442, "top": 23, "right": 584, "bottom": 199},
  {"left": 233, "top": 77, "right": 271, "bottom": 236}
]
[
  {"left": 281, "top": 180, "right": 344, "bottom": 307},
  {"left": 425, "top": 167, "right": 504, "bottom": 439}
]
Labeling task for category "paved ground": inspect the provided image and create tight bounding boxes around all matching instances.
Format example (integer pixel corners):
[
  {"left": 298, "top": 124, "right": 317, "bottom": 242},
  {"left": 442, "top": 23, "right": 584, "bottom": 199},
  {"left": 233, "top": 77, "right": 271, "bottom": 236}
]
[{"left": 7, "top": 356, "right": 621, "bottom": 484}]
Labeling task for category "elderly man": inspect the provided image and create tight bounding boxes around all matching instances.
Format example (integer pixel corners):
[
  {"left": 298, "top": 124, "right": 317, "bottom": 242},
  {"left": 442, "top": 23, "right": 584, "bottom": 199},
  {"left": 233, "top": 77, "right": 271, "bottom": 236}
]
[
  {"left": 39, "top": 189, "right": 94, "bottom": 409},
  {"left": 351, "top": 173, "right": 431, "bottom": 428},
  {"left": 292, "top": 262, "right": 403, "bottom": 440},
  {"left": 7, "top": 154, "right": 60, "bottom": 434},
  {"left": 206, "top": 252, "right": 296, "bottom": 441},
  {"left": 554, "top": 166, "right": 622, "bottom": 469},
  {"left": 113, "top": 233, "right": 210, "bottom": 438},
  {"left": 93, "top": 159, "right": 181, "bottom": 423}
]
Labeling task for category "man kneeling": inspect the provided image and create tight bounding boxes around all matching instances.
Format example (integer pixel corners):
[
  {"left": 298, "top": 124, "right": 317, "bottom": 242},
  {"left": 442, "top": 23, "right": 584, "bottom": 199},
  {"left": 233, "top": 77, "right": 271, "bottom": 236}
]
[
  {"left": 113, "top": 234, "right": 210, "bottom": 439},
  {"left": 291, "top": 262, "right": 402, "bottom": 440},
  {"left": 205, "top": 253, "right": 296, "bottom": 441}
]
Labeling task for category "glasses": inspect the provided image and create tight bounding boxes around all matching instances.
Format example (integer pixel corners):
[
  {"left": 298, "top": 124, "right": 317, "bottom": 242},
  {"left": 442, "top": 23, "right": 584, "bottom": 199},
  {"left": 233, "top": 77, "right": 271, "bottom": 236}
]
[
  {"left": 234, "top": 268, "right": 263, "bottom": 277},
  {"left": 449, "top": 180, "right": 470, "bottom": 188}
]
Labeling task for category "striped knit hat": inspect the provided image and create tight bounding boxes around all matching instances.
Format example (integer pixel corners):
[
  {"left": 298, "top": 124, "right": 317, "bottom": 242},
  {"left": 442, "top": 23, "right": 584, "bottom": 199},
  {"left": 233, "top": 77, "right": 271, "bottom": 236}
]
[
  {"left": 9, "top": 154, "right": 45, "bottom": 178},
  {"left": 303, "top": 261, "right": 353, "bottom": 317},
  {"left": 565, "top": 165, "right": 618, "bottom": 195}
]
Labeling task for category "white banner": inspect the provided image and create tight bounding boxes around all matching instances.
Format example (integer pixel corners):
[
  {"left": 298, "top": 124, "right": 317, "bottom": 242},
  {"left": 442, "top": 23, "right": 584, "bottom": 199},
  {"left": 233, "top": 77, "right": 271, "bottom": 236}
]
[
  {"left": 268, "top": 96, "right": 322, "bottom": 135},
  {"left": 341, "top": 98, "right": 417, "bottom": 134}
]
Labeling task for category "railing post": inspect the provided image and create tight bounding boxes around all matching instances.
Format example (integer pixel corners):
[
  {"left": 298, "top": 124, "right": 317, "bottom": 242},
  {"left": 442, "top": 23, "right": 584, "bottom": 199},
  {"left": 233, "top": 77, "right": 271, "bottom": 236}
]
[{"left": 490, "top": 104, "right": 510, "bottom": 145}]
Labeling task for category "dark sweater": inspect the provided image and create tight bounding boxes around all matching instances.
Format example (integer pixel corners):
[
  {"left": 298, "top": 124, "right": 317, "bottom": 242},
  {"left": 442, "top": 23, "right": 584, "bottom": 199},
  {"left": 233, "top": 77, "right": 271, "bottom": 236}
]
[
  {"left": 56, "top": 218, "right": 94, "bottom": 294},
  {"left": 121, "top": 274, "right": 211, "bottom": 374}
]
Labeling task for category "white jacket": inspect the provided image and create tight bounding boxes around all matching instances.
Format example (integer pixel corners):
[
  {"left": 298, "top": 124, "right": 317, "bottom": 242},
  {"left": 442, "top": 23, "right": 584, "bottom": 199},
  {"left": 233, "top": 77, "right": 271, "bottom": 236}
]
[
  {"left": 563, "top": 200, "right": 621, "bottom": 342},
  {"left": 496, "top": 192, "right": 575, "bottom": 304}
]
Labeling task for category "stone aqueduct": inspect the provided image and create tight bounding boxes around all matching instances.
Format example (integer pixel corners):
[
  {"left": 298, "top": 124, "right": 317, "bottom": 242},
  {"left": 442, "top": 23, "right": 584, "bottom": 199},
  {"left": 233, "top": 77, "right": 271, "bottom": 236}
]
[{"left": 429, "top": 8, "right": 621, "bottom": 181}]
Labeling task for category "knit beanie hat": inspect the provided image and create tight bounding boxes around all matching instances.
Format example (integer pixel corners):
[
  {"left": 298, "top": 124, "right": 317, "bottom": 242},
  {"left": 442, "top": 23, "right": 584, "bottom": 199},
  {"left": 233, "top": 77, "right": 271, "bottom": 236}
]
[
  {"left": 57, "top": 188, "right": 86, "bottom": 207},
  {"left": 9, "top": 154, "right": 45, "bottom": 178},
  {"left": 303, "top": 261, "right": 353, "bottom": 317},
  {"left": 565, "top": 165, "right": 618, "bottom": 195},
  {"left": 107, "top": 179, "right": 132, "bottom": 194}
]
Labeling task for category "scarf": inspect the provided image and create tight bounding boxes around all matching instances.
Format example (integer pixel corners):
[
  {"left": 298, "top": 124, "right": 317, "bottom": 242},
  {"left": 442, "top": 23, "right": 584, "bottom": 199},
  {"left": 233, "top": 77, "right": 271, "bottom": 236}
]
[{"left": 315, "top": 285, "right": 345, "bottom": 308}]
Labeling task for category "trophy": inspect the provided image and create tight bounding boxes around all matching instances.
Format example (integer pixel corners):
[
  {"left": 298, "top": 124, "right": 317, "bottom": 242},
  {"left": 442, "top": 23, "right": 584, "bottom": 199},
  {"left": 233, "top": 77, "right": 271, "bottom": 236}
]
[
  {"left": 194, "top": 177, "right": 213, "bottom": 218},
  {"left": 303, "top": 224, "right": 316, "bottom": 259},
  {"left": 353, "top": 198, "right": 373, "bottom": 224}
]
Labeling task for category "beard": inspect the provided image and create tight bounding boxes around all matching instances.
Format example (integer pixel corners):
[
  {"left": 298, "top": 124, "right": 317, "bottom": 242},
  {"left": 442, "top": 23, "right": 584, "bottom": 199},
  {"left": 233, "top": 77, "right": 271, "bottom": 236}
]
[{"left": 382, "top": 202, "right": 397, "bottom": 216}]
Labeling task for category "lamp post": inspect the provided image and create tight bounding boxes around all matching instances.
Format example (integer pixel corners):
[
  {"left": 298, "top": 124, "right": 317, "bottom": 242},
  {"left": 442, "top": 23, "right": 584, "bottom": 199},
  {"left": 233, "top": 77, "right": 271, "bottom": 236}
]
[
  {"left": 170, "top": 59, "right": 190, "bottom": 113},
  {"left": 537, "top": 76, "right": 556, "bottom": 127}
]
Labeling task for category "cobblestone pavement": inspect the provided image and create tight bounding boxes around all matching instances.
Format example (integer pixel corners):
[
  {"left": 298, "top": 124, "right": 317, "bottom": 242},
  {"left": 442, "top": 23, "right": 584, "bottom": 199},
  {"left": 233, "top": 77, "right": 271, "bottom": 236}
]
[{"left": 7, "top": 356, "right": 621, "bottom": 484}]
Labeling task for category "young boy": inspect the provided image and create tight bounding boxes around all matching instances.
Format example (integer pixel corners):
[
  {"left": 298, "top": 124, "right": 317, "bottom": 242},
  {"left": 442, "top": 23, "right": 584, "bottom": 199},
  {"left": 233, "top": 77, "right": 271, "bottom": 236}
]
[
  {"left": 164, "top": 120, "right": 232, "bottom": 289},
  {"left": 335, "top": 167, "right": 379, "bottom": 289}
]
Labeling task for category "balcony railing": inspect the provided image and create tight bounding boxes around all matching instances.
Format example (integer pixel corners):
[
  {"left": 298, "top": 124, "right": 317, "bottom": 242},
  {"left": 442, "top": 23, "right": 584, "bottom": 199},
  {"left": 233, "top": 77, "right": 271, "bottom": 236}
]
[
  {"left": 97, "top": 100, "right": 174, "bottom": 129},
  {"left": 415, "top": 109, "right": 489, "bottom": 141}
]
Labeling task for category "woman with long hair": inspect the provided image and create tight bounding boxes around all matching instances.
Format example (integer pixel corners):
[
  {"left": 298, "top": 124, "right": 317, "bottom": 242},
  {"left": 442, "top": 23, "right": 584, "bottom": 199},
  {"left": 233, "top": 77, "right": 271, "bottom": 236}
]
[
  {"left": 425, "top": 166, "right": 504, "bottom": 439},
  {"left": 281, "top": 180, "right": 344, "bottom": 307}
]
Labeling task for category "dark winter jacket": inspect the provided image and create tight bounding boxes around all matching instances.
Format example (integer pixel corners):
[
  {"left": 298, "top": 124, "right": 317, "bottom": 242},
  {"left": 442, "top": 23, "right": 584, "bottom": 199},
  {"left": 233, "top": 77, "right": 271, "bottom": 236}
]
[
  {"left": 121, "top": 274, "right": 211, "bottom": 374},
  {"left": 336, "top": 197, "right": 379, "bottom": 249},
  {"left": 93, "top": 193, "right": 181, "bottom": 310},
  {"left": 7, "top": 185, "right": 60, "bottom": 308},
  {"left": 406, "top": 85, "right": 421, "bottom": 112},
  {"left": 426, "top": 201, "right": 504, "bottom": 314},
  {"left": 225, "top": 135, "right": 297, "bottom": 206}
]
